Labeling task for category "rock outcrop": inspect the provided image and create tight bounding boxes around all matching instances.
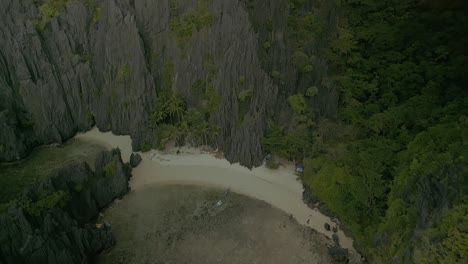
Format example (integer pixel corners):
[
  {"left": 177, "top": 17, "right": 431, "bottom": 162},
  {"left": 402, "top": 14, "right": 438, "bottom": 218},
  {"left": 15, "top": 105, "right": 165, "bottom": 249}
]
[
  {"left": 0, "top": 149, "right": 131, "bottom": 263},
  {"left": 0, "top": 0, "right": 338, "bottom": 168},
  {"left": 129, "top": 153, "right": 142, "bottom": 168}
]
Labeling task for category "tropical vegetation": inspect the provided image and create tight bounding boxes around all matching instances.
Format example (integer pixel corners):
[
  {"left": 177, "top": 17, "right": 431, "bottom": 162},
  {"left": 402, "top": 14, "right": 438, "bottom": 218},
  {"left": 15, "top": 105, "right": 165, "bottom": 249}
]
[{"left": 262, "top": 0, "right": 468, "bottom": 262}]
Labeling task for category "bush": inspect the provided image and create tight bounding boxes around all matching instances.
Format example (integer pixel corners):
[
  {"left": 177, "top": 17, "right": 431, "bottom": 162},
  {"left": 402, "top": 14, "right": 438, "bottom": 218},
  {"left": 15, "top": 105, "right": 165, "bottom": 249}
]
[
  {"left": 306, "top": 86, "right": 318, "bottom": 97},
  {"left": 169, "top": 0, "right": 213, "bottom": 47},
  {"left": 302, "top": 64, "right": 313, "bottom": 73},
  {"left": 292, "top": 50, "right": 309, "bottom": 68},
  {"left": 266, "top": 158, "right": 280, "bottom": 169},
  {"left": 118, "top": 64, "right": 130, "bottom": 81},
  {"left": 34, "top": 0, "right": 71, "bottom": 30},
  {"left": 239, "top": 75, "right": 246, "bottom": 84},
  {"left": 74, "top": 184, "right": 83, "bottom": 193},
  {"left": 81, "top": 53, "right": 93, "bottom": 63},
  {"left": 163, "top": 57, "right": 174, "bottom": 88},
  {"left": 288, "top": 94, "right": 307, "bottom": 114},
  {"left": 24, "top": 191, "right": 69, "bottom": 216},
  {"left": 238, "top": 87, "right": 253, "bottom": 102},
  {"left": 91, "top": 5, "right": 104, "bottom": 24},
  {"left": 271, "top": 70, "right": 281, "bottom": 78},
  {"left": 103, "top": 161, "right": 115, "bottom": 176},
  {"left": 0, "top": 200, "right": 17, "bottom": 213}
]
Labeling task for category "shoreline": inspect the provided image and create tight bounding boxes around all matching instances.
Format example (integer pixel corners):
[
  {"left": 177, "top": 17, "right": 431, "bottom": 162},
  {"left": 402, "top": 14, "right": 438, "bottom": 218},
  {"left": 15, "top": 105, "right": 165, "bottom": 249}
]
[{"left": 76, "top": 127, "right": 359, "bottom": 257}]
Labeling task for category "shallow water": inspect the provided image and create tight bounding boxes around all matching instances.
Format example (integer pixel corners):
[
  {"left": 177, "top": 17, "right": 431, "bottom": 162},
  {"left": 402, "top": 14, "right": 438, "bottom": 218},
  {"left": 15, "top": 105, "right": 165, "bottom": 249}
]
[
  {"left": 96, "top": 184, "right": 334, "bottom": 264},
  {"left": 0, "top": 139, "right": 105, "bottom": 203}
]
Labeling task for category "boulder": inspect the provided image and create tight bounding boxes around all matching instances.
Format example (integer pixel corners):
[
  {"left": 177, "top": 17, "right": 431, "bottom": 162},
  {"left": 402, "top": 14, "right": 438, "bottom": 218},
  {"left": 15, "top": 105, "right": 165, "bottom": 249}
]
[
  {"left": 324, "top": 223, "right": 331, "bottom": 231},
  {"left": 328, "top": 246, "right": 349, "bottom": 263},
  {"left": 130, "top": 153, "right": 142, "bottom": 168},
  {"left": 332, "top": 233, "right": 340, "bottom": 244}
]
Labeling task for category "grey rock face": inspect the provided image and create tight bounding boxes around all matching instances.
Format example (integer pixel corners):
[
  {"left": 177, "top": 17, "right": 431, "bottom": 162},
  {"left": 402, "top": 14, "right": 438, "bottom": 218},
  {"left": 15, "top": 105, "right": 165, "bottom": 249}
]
[
  {"left": 129, "top": 153, "right": 142, "bottom": 168},
  {"left": 0, "top": 149, "right": 131, "bottom": 263},
  {"left": 0, "top": 0, "right": 338, "bottom": 168}
]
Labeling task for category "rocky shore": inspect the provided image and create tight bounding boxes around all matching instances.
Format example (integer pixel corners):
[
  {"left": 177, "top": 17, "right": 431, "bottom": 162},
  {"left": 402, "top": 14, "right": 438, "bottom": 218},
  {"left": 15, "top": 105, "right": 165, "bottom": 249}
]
[{"left": 0, "top": 149, "right": 131, "bottom": 263}]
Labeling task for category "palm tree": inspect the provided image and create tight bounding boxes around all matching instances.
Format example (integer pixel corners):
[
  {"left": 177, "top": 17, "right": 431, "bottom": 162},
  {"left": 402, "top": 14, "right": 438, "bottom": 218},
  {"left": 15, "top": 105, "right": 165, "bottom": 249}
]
[
  {"left": 197, "top": 121, "right": 210, "bottom": 146},
  {"left": 149, "top": 109, "right": 168, "bottom": 128},
  {"left": 167, "top": 95, "right": 186, "bottom": 124},
  {"left": 208, "top": 125, "right": 220, "bottom": 149}
]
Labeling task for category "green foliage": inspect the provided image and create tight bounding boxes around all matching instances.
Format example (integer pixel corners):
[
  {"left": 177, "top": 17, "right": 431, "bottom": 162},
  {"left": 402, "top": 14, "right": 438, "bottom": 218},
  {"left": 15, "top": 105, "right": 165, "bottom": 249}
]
[
  {"left": 0, "top": 200, "right": 17, "bottom": 213},
  {"left": 414, "top": 204, "right": 468, "bottom": 264},
  {"left": 302, "top": 64, "right": 313, "bottom": 73},
  {"left": 34, "top": 0, "right": 71, "bottom": 30},
  {"left": 299, "top": 0, "right": 468, "bottom": 261},
  {"left": 238, "top": 86, "right": 253, "bottom": 102},
  {"left": 287, "top": 1, "right": 323, "bottom": 48},
  {"left": 91, "top": 5, "right": 104, "bottom": 24},
  {"left": 265, "top": 158, "right": 280, "bottom": 169},
  {"left": 271, "top": 70, "right": 281, "bottom": 78},
  {"left": 117, "top": 64, "right": 130, "bottom": 81},
  {"left": 203, "top": 85, "right": 220, "bottom": 114},
  {"left": 305, "top": 86, "right": 318, "bottom": 97},
  {"left": 265, "top": 18, "right": 273, "bottom": 31},
  {"left": 149, "top": 92, "right": 186, "bottom": 128},
  {"left": 103, "top": 160, "right": 115, "bottom": 176},
  {"left": 331, "top": 25, "right": 355, "bottom": 56},
  {"left": 169, "top": 0, "right": 213, "bottom": 47},
  {"left": 292, "top": 50, "right": 308, "bottom": 68},
  {"left": 163, "top": 57, "right": 174, "bottom": 88},
  {"left": 262, "top": 123, "right": 311, "bottom": 160},
  {"left": 237, "top": 86, "right": 253, "bottom": 123},
  {"left": 263, "top": 41, "right": 271, "bottom": 50},
  {"left": 24, "top": 191, "right": 69, "bottom": 216},
  {"left": 0, "top": 142, "right": 104, "bottom": 204},
  {"left": 148, "top": 91, "right": 218, "bottom": 149},
  {"left": 287, "top": 94, "right": 307, "bottom": 114},
  {"left": 239, "top": 75, "right": 246, "bottom": 84},
  {"left": 192, "top": 79, "right": 207, "bottom": 95},
  {"left": 81, "top": 53, "right": 93, "bottom": 63},
  {"left": 262, "top": 123, "right": 285, "bottom": 154},
  {"left": 74, "top": 183, "right": 83, "bottom": 193}
]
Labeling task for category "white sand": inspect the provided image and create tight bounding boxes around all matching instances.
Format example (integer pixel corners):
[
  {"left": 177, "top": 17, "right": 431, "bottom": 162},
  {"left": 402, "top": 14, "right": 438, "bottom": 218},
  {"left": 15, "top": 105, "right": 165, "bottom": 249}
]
[{"left": 76, "top": 127, "right": 357, "bottom": 254}]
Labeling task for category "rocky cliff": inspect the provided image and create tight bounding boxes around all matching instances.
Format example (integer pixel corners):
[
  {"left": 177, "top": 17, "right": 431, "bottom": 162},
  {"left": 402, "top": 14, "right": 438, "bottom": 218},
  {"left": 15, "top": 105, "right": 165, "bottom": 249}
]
[
  {"left": 0, "top": 0, "right": 338, "bottom": 167},
  {"left": 0, "top": 148, "right": 131, "bottom": 263}
]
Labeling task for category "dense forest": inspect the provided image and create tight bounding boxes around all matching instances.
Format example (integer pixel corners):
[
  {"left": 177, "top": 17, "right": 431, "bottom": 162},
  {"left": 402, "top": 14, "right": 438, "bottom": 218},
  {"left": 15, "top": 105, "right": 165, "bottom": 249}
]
[{"left": 263, "top": 0, "right": 468, "bottom": 262}]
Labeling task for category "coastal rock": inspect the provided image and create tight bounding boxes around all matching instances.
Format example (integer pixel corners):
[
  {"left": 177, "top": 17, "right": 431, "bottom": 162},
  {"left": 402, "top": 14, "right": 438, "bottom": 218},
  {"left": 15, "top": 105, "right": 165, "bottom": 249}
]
[
  {"left": 0, "top": 0, "right": 338, "bottom": 168},
  {"left": 328, "top": 246, "right": 349, "bottom": 263},
  {"left": 0, "top": 149, "right": 130, "bottom": 263},
  {"left": 130, "top": 153, "right": 142, "bottom": 168},
  {"left": 332, "top": 233, "right": 340, "bottom": 244},
  {"left": 325, "top": 223, "right": 331, "bottom": 231}
]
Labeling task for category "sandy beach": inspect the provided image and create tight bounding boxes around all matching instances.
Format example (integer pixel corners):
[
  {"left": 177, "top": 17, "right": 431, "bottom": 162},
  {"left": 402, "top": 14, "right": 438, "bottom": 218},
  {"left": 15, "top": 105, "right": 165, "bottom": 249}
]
[{"left": 76, "top": 127, "right": 357, "bottom": 255}]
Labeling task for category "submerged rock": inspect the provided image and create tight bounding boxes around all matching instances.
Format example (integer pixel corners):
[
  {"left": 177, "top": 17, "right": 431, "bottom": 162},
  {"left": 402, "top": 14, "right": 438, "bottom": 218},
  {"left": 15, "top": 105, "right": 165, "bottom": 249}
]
[
  {"left": 332, "top": 233, "right": 340, "bottom": 244},
  {"left": 328, "top": 246, "right": 349, "bottom": 263},
  {"left": 130, "top": 153, "right": 142, "bottom": 168},
  {"left": 0, "top": 149, "right": 131, "bottom": 263}
]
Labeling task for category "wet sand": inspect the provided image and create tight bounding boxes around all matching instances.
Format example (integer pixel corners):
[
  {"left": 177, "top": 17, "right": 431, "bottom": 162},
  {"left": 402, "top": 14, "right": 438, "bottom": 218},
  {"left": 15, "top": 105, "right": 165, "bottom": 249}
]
[
  {"left": 76, "top": 127, "right": 358, "bottom": 259},
  {"left": 96, "top": 185, "right": 335, "bottom": 264}
]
